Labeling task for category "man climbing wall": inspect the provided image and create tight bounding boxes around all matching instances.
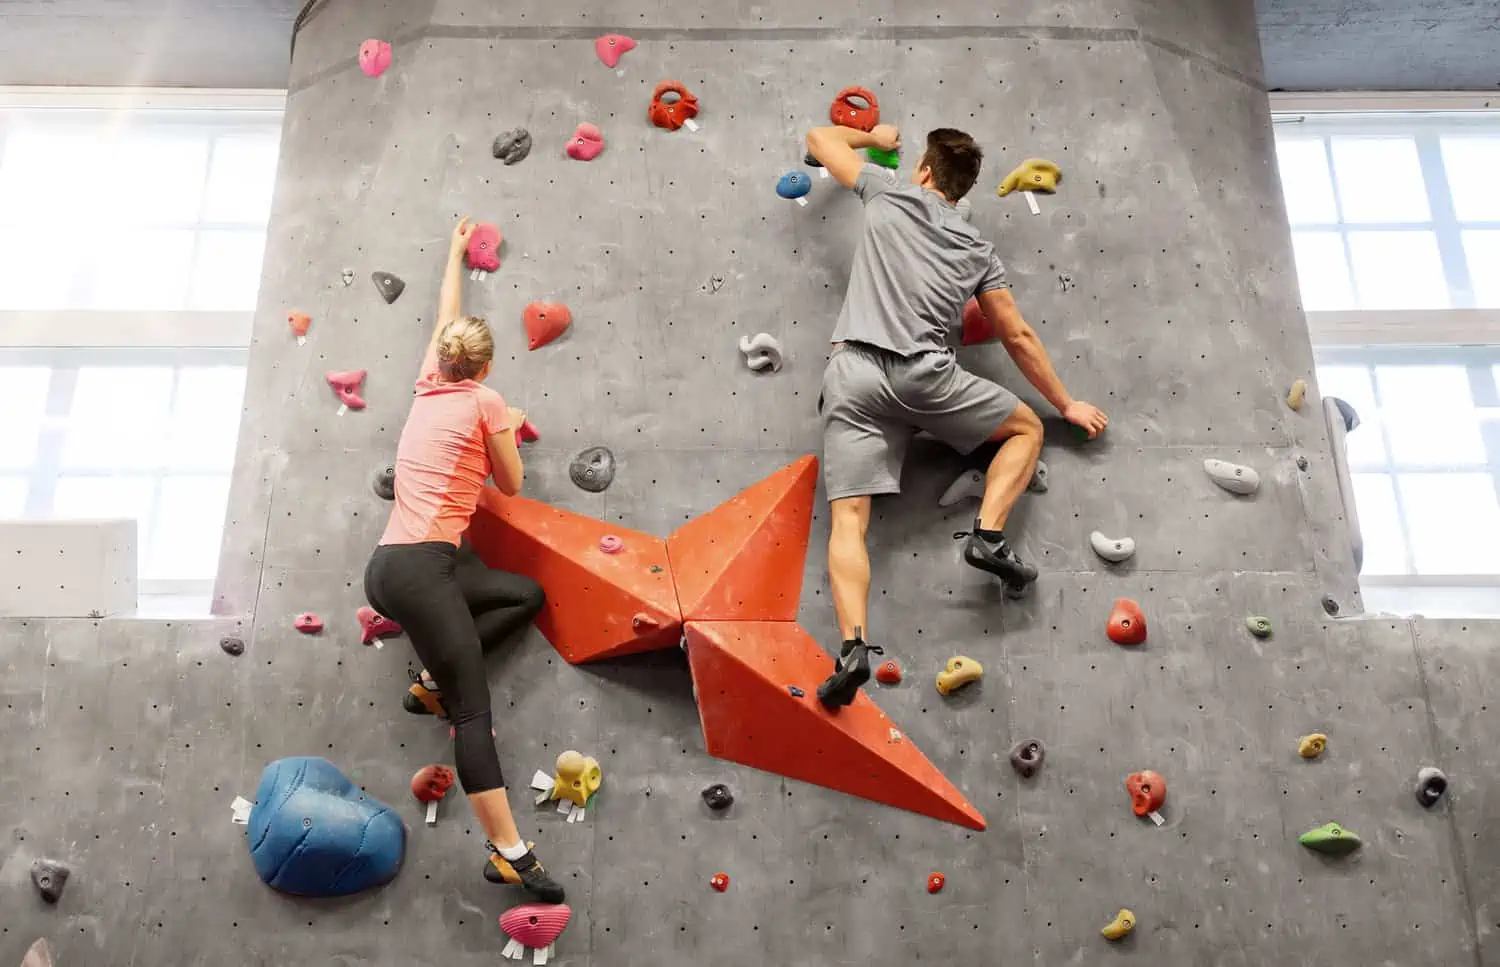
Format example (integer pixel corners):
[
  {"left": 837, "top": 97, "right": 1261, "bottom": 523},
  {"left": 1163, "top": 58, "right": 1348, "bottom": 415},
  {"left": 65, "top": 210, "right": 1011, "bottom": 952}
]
[{"left": 804, "top": 122, "right": 1109, "bottom": 709}]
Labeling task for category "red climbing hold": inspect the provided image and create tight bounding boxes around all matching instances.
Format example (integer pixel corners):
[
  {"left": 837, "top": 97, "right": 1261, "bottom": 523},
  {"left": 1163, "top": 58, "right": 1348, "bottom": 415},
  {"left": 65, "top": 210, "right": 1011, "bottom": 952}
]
[
  {"left": 356, "top": 605, "right": 402, "bottom": 645},
  {"left": 959, "top": 297, "right": 998, "bottom": 346},
  {"left": 1106, "top": 598, "right": 1147, "bottom": 645},
  {"left": 293, "top": 613, "right": 323, "bottom": 634},
  {"left": 927, "top": 872, "right": 946, "bottom": 894},
  {"left": 325, "top": 370, "right": 367, "bottom": 410},
  {"left": 1126, "top": 769, "right": 1166, "bottom": 817},
  {"left": 358, "top": 39, "right": 392, "bottom": 78},
  {"left": 875, "top": 660, "right": 902, "bottom": 684},
  {"left": 523, "top": 302, "right": 572, "bottom": 351},
  {"left": 599, "top": 535, "right": 623, "bottom": 554},
  {"left": 499, "top": 903, "right": 571, "bottom": 951},
  {"left": 594, "top": 34, "right": 636, "bottom": 68},
  {"left": 830, "top": 86, "right": 880, "bottom": 131},
  {"left": 410, "top": 764, "right": 455, "bottom": 804},
  {"left": 566, "top": 123, "right": 605, "bottom": 161},
  {"left": 287, "top": 310, "right": 310, "bottom": 338},
  {"left": 709, "top": 872, "right": 730, "bottom": 892},
  {"left": 648, "top": 80, "right": 700, "bottom": 131},
  {"left": 465, "top": 223, "right": 501, "bottom": 273},
  {"left": 514, "top": 418, "right": 540, "bottom": 447}
]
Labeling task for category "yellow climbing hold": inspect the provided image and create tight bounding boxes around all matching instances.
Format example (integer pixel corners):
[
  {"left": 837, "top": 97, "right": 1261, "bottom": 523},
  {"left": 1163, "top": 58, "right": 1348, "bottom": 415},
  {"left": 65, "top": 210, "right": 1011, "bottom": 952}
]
[
  {"left": 550, "top": 749, "right": 602, "bottom": 807},
  {"left": 997, "top": 158, "right": 1062, "bottom": 196},
  {"left": 935, "top": 655, "right": 983, "bottom": 696},
  {"left": 1287, "top": 378, "right": 1307, "bottom": 412},
  {"left": 1101, "top": 908, "right": 1135, "bottom": 940},
  {"left": 1298, "top": 733, "right": 1327, "bottom": 759}
]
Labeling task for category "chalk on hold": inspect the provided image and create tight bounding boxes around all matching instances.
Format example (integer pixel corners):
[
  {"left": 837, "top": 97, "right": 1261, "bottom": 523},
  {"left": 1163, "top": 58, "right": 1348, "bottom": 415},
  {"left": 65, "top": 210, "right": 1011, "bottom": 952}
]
[
  {"left": 499, "top": 903, "right": 571, "bottom": 961},
  {"left": 1415, "top": 766, "right": 1448, "bottom": 808},
  {"left": 373, "top": 464, "right": 396, "bottom": 500},
  {"left": 866, "top": 146, "right": 900, "bottom": 169},
  {"left": 569, "top": 446, "right": 616, "bottom": 493},
  {"left": 1009, "top": 738, "right": 1045, "bottom": 778},
  {"left": 566, "top": 122, "right": 605, "bottom": 161},
  {"left": 700, "top": 783, "right": 734, "bottom": 811},
  {"left": 287, "top": 310, "right": 310, "bottom": 338},
  {"left": 220, "top": 635, "right": 245, "bottom": 657},
  {"left": 1287, "top": 378, "right": 1308, "bottom": 412},
  {"left": 551, "top": 750, "right": 602, "bottom": 808},
  {"left": 829, "top": 85, "right": 880, "bottom": 131},
  {"left": 1203, "top": 458, "right": 1260, "bottom": 496},
  {"left": 776, "top": 170, "right": 811, "bottom": 200},
  {"left": 358, "top": 39, "right": 392, "bottom": 78},
  {"left": 739, "top": 332, "right": 784, "bottom": 373},
  {"left": 598, "top": 535, "right": 623, "bottom": 554},
  {"left": 959, "top": 296, "right": 998, "bottom": 345},
  {"left": 29, "top": 858, "right": 69, "bottom": 904},
  {"left": 1125, "top": 770, "right": 1166, "bottom": 817},
  {"left": 1107, "top": 599, "right": 1146, "bottom": 645},
  {"left": 371, "top": 272, "right": 405, "bottom": 304},
  {"left": 356, "top": 606, "right": 403, "bottom": 645},
  {"left": 648, "top": 80, "right": 700, "bottom": 131},
  {"left": 1089, "top": 531, "right": 1135, "bottom": 563},
  {"left": 1027, "top": 459, "right": 1049, "bottom": 493},
  {"left": 21, "top": 938, "right": 52, "bottom": 967},
  {"left": 938, "top": 469, "right": 984, "bottom": 508},
  {"left": 326, "top": 370, "right": 367, "bottom": 410},
  {"left": 492, "top": 128, "right": 532, "bottom": 165},
  {"left": 1299, "top": 821, "right": 1361, "bottom": 855},
  {"left": 875, "top": 659, "right": 902, "bottom": 684},
  {"left": 926, "top": 872, "right": 946, "bottom": 894},
  {"left": 710, "top": 872, "right": 730, "bottom": 892},
  {"left": 465, "top": 223, "right": 501, "bottom": 274},
  {"left": 1245, "top": 615, "right": 1273, "bottom": 638},
  {"left": 293, "top": 613, "right": 323, "bottom": 634},
  {"left": 594, "top": 34, "right": 636, "bottom": 68},
  {"left": 523, "top": 302, "right": 572, "bottom": 350},
  {"left": 936, "top": 655, "right": 982, "bottom": 696},
  {"left": 1101, "top": 909, "right": 1135, "bottom": 941},
  {"left": 1298, "top": 733, "right": 1327, "bottom": 759},
  {"left": 997, "top": 158, "right": 1061, "bottom": 196}
]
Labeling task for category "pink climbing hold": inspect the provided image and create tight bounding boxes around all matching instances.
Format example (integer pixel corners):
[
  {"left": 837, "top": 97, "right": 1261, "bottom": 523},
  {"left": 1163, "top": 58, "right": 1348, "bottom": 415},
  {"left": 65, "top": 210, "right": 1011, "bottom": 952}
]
[
  {"left": 594, "top": 34, "right": 636, "bottom": 68},
  {"left": 523, "top": 302, "right": 572, "bottom": 351},
  {"left": 358, "top": 39, "right": 392, "bottom": 78},
  {"left": 293, "top": 613, "right": 323, "bottom": 634},
  {"left": 356, "top": 605, "right": 403, "bottom": 645},
  {"left": 566, "top": 123, "right": 605, "bottom": 161},
  {"left": 500, "top": 902, "right": 571, "bottom": 953},
  {"left": 599, "top": 535, "right": 623, "bottom": 554},
  {"left": 514, "top": 418, "right": 540, "bottom": 447},
  {"left": 465, "top": 223, "right": 501, "bottom": 273},
  {"left": 326, "top": 369, "right": 367, "bottom": 410},
  {"left": 959, "top": 297, "right": 998, "bottom": 346}
]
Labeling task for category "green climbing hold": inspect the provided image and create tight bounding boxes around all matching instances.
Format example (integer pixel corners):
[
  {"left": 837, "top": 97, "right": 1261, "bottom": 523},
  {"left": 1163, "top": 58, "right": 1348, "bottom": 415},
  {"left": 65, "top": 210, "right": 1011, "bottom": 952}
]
[
  {"left": 1245, "top": 616, "right": 1272, "bottom": 638},
  {"left": 1299, "top": 822, "right": 1361, "bottom": 855},
  {"left": 866, "top": 146, "right": 900, "bottom": 170}
]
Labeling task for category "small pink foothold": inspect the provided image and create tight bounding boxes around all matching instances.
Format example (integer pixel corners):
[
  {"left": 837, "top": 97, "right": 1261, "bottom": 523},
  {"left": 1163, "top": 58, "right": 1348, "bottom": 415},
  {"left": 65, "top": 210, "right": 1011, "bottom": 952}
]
[
  {"left": 566, "top": 123, "right": 605, "bottom": 161},
  {"left": 358, "top": 39, "right": 392, "bottom": 78},
  {"left": 599, "top": 535, "right": 623, "bottom": 554},
  {"left": 293, "top": 613, "right": 323, "bottom": 634},
  {"left": 326, "top": 370, "right": 367, "bottom": 410},
  {"left": 594, "top": 34, "right": 636, "bottom": 68},
  {"left": 356, "top": 605, "right": 403, "bottom": 645},
  {"left": 500, "top": 903, "right": 571, "bottom": 950},
  {"left": 514, "top": 418, "right": 540, "bottom": 447},
  {"left": 465, "top": 222, "right": 502, "bottom": 273}
]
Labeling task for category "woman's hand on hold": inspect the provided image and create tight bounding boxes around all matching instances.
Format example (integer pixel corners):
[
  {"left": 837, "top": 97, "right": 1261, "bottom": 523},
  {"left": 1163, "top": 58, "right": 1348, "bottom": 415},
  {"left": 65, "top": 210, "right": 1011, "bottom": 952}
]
[
  {"left": 870, "top": 124, "right": 901, "bottom": 151},
  {"left": 450, "top": 216, "right": 474, "bottom": 253},
  {"left": 509, "top": 407, "right": 527, "bottom": 431}
]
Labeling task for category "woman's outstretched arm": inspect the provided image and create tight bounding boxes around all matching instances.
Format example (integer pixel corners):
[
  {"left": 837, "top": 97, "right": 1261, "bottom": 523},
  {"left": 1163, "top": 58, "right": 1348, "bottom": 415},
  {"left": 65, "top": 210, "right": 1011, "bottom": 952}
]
[{"left": 422, "top": 216, "right": 474, "bottom": 373}]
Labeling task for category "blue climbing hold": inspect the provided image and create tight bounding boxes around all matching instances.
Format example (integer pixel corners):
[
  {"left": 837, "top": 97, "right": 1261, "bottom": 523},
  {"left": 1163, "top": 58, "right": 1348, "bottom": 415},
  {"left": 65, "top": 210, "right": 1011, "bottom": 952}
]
[
  {"left": 776, "top": 171, "right": 811, "bottom": 200},
  {"left": 246, "top": 757, "right": 405, "bottom": 897}
]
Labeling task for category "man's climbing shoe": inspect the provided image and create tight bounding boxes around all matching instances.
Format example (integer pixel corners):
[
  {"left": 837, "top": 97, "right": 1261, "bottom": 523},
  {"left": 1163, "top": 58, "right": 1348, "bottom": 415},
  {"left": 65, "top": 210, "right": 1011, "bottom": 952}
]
[
  {"left": 816, "top": 629, "right": 884, "bottom": 709},
  {"left": 403, "top": 669, "right": 446, "bottom": 717},
  {"left": 958, "top": 522, "right": 1038, "bottom": 587},
  {"left": 484, "top": 843, "right": 566, "bottom": 903}
]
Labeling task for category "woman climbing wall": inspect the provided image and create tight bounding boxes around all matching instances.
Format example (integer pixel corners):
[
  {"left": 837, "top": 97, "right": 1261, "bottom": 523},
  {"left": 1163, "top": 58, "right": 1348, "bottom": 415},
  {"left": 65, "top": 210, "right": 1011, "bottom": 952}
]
[{"left": 362, "top": 216, "right": 565, "bottom": 904}]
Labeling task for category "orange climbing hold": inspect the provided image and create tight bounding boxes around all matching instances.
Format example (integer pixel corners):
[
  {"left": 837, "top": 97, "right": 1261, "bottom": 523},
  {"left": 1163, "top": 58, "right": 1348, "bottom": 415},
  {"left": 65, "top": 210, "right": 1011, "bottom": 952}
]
[
  {"left": 875, "top": 660, "right": 902, "bottom": 684},
  {"left": 523, "top": 302, "right": 571, "bottom": 351},
  {"left": 1107, "top": 598, "right": 1147, "bottom": 645},
  {"left": 927, "top": 872, "right": 946, "bottom": 893},
  {"left": 684, "top": 620, "right": 986, "bottom": 831},
  {"left": 666, "top": 455, "right": 818, "bottom": 622},
  {"left": 287, "top": 311, "right": 310, "bottom": 338},
  {"left": 648, "top": 80, "right": 700, "bottom": 131},
  {"left": 830, "top": 85, "right": 880, "bottom": 131}
]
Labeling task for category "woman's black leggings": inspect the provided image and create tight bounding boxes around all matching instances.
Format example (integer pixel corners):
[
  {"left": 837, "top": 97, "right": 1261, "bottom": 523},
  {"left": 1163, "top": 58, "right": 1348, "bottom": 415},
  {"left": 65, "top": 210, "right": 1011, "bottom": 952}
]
[{"left": 364, "top": 540, "right": 545, "bottom": 794}]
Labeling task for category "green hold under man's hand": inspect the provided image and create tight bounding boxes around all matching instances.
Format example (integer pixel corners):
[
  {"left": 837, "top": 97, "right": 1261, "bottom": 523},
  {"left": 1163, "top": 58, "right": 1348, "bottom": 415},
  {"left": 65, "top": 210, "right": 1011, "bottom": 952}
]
[{"left": 866, "top": 146, "right": 900, "bottom": 170}]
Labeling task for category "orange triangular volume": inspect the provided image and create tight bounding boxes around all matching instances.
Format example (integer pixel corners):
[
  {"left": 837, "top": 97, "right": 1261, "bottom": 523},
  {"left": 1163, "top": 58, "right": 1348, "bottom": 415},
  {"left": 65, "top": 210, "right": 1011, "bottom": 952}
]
[
  {"left": 468, "top": 490, "right": 682, "bottom": 663},
  {"left": 666, "top": 455, "right": 818, "bottom": 622},
  {"left": 684, "top": 620, "right": 985, "bottom": 830}
]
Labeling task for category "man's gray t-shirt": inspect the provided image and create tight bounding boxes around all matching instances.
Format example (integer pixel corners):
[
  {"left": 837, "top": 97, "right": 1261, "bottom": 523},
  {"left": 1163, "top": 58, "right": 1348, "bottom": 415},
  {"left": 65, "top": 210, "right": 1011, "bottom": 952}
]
[{"left": 831, "top": 163, "right": 1009, "bottom": 357}]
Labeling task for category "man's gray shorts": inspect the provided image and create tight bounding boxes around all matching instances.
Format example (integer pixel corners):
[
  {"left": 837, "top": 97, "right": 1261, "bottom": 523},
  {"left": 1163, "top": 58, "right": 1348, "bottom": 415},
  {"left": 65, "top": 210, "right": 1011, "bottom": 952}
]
[{"left": 819, "top": 341, "right": 1020, "bottom": 501}]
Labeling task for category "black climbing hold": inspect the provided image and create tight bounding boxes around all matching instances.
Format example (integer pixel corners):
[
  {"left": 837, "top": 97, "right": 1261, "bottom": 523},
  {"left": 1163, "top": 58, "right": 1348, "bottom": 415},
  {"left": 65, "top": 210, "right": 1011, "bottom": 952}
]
[
  {"left": 1321, "top": 595, "right": 1339, "bottom": 616},
  {"left": 373, "top": 465, "right": 396, "bottom": 500},
  {"left": 787, "top": 685, "right": 804, "bottom": 697},
  {"left": 1415, "top": 767, "right": 1448, "bottom": 807},
  {"left": 804, "top": 152, "right": 823, "bottom": 168},
  {"left": 30, "top": 858, "right": 69, "bottom": 904},
  {"left": 492, "top": 128, "right": 533, "bottom": 165},
  {"left": 569, "top": 446, "right": 616, "bottom": 493},
  {"left": 371, "top": 272, "right": 405, "bottom": 305},
  {"left": 1009, "top": 738, "right": 1045, "bottom": 778},
  {"left": 701, "top": 783, "right": 734, "bottom": 811},
  {"left": 220, "top": 635, "right": 245, "bottom": 657},
  {"left": 1296, "top": 455, "right": 1309, "bottom": 472}
]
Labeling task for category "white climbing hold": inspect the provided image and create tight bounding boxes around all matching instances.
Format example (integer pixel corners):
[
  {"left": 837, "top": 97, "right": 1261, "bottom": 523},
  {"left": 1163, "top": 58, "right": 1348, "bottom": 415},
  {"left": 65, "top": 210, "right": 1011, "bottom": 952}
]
[
  {"left": 1027, "top": 459, "right": 1049, "bottom": 493},
  {"left": 955, "top": 197, "right": 972, "bottom": 222},
  {"left": 1089, "top": 531, "right": 1135, "bottom": 563},
  {"left": 738, "top": 332, "right": 783, "bottom": 372},
  {"left": 938, "top": 469, "right": 985, "bottom": 507},
  {"left": 340, "top": 268, "right": 355, "bottom": 287},
  {"left": 1204, "top": 458, "right": 1260, "bottom": 496}
]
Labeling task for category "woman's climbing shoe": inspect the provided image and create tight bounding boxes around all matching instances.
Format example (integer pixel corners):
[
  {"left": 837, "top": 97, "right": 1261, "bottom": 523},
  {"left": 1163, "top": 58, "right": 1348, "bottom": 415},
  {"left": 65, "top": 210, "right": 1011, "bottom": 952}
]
[
  {"left": 404, "top": 669, "right": 446, "bottom": 717},
  {"left": 484, "top": 843, "right": 566, "bottom": 903}
]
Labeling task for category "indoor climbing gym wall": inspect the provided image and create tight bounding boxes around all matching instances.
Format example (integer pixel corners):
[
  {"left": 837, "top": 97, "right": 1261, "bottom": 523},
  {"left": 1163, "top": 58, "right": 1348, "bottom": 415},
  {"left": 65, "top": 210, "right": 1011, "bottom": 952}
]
[{"left": 6, "top": 1, "right": 1500, "bottom": 965}]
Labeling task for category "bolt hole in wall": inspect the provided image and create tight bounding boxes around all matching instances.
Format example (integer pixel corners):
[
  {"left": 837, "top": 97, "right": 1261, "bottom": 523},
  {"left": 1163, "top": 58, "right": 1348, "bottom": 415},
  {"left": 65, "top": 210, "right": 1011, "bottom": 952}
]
[
  {"left": 1272, "top": 95, "right": 1500, "bottom": 616},
  {"left": 0, "top": 88, "right": 283, "bottom": 616}
]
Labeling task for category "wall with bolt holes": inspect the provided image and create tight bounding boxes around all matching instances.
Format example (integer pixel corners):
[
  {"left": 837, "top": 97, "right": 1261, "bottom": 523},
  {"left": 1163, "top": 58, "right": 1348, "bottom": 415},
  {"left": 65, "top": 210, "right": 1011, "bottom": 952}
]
[{"left": 3, "top": 1, "right": 1497, "bottom": 965}]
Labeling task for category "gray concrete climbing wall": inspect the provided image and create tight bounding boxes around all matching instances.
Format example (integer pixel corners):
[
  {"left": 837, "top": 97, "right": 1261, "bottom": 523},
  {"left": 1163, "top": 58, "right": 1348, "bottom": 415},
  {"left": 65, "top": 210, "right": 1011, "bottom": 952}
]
[{"left": 5, "top": 2, "right": 1497, "bottom": 965}]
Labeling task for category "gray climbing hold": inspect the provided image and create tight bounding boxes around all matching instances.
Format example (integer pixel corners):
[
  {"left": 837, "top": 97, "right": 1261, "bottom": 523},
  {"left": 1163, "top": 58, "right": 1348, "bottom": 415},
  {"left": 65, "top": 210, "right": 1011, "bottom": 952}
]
[
  {"left": 30, "top": 858, "right": 69, "bottom": 903},
  {"left": 938, "top": 469, "right": 984, "bottom": 507},
  {"left": 1027, "top": 459, "right": 1049, "bottom": 493},
  {"left": 340, "top": 268, "right": 355, "bottom": 287},
  {"left": 1203, "top": 458, "right": 1260, "bottom": 496},
  {"left": 372, "top": 272, "right": 405, "bottom": 304},
  {"left": 1296, "top": 455, "right": 1309, "bottom": 472},
  {"left": 701, "top": 783, "right": 734, "bottom": 810},
  {"left": 1332, "top": 396, "right": 1360, "bottom": 433},
  {"left": 220, "top": 635, "right": 245, "bottom": 657},
  {"left": 1089, "top": 531, "right": 1135, "bottom": 563},
  {"left": 1009, "top": 738, "right": 1045, "bottom": 778},
  {"left": 955, "top": 197, "right": 972, "bottom": 222},
  {"left": 492, "top": 128, "right": 532, "bottom": 165},
  {"left": 372, "top": 464, "right": 396, "bottom": 500},
  {"left": 1058, "top": 272, "right": 1074, "bottom": 292},
  {"left": 1415, "top": 766, "right": 1448, "bottom": 807},
  {"left": 739, "top": 332, "right": 783, "bottom": 373},
  {"left": 569, "top": 446, "right": 616, "bottom": 493},
  {"left": 1321, "top": 594, "right": 1340, "bottom": 616}
]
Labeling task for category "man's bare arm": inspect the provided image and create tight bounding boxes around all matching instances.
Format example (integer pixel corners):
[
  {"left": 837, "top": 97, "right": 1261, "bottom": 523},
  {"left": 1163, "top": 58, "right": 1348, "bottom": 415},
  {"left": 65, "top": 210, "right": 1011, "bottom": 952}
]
[
  {"left": 805, "top": 124, "right": 898, "bottom": 189},
  {"left": 978, "top": 288, "right": 1109, "bottom": 437}
]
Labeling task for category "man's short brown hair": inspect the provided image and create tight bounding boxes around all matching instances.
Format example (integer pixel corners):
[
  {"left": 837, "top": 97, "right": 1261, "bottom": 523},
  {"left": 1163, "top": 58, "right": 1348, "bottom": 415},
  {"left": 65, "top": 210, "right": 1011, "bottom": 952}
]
[{"left": 919, "top": 128, "right": 983, "bottom": 201}]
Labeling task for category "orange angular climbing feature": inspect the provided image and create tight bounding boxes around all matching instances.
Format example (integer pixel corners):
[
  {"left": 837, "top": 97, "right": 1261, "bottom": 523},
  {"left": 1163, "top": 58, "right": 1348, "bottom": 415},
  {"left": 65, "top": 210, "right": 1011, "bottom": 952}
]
[
  {"left": 684, "top": 620, "right": 986, "bottom": 830},
  {"left": 467, "top": 489, "right": 681, "bottom": 663},
  {"left": 667, "top": 455, "right": 818, "bottom": 622}
]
